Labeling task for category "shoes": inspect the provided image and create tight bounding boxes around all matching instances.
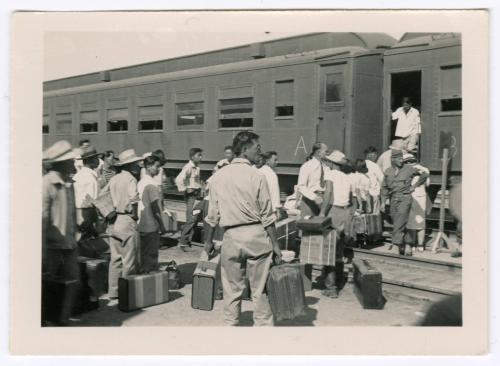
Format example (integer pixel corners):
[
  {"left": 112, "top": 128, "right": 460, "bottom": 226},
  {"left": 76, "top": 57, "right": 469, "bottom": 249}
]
[
  {"left": 106, "top": 299, "right": 118, "bottom": 307},
  {"left": 178, "top": 243, "right": 192, "bottom": 252},
  {"left": 451, "top": 250, "right": 462, "bottom": 258},
  {"left": 215, "top": 290, "right": 223, "bottom": 300},
  {"left": 405, "top": 245, "right": 413, "bottom": 256},
  {"left": 398, "top": 245, "right": 405, "bottom": 255},
  {"left": 417, "top": 246, "right": 424, "bottom": 252},
  {"left": 388, "top": 244, "right": 393, "bottom": 251},
  {"left": 322, "top": 288, "right": 339, "bottom": 299}
]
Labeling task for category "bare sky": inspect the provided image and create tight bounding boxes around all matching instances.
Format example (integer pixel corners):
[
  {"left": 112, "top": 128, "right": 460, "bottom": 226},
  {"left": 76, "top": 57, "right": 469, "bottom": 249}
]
[{"left": 44, "top": 31, "right": 404, "bottom": 81}]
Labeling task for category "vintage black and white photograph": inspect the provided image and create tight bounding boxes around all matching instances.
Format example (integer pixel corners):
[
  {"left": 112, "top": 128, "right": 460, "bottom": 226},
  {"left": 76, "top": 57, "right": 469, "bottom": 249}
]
[{"left": 8, "top": 10, "right": 489, "bottom": 356}]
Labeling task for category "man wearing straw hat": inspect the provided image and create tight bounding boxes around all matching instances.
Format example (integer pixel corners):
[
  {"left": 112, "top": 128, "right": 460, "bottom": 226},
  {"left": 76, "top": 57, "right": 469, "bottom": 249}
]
[
  {"left": 73, "top": 145, "right": 101, "bottom": 242},
  {"left": 106, "top": 149, "right": 144, "bottom": 303},
  {"left": 42, "top": 140, "right": 82, "bottom": 285}
]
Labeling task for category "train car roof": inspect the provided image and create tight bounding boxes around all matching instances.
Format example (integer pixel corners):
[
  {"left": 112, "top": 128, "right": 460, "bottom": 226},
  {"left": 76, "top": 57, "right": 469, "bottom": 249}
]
[
  {"left": 44, "top": 45, "right": 379, "bottom": 97},
  {"left": 44, "top": 32, "right": 395, "bottom": 91},
  {"left": 387, "top": 33, "right": 461, "bottom": 54}
]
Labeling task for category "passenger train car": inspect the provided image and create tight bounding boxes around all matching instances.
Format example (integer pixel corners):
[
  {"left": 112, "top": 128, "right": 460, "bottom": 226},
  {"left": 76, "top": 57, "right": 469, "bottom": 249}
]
[{"left": 43, "top": 32, "right": 461, "bottom": 194}]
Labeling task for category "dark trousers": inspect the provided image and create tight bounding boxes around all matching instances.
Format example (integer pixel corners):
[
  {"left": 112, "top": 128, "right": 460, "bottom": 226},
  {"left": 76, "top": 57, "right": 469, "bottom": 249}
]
[
  {"left": 179, "top": 191, "right": 203, "bottom": 245},
  {"left": 324, "top": 206, "right": 348, "bottom": 291},
  {"left": 390, "top": 195, "right": 413, "bottom": 246}
]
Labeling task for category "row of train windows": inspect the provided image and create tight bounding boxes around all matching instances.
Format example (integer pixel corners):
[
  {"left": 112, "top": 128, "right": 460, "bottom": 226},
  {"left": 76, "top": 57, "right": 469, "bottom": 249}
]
[{"left": 43, "top": 80, "right": 297, "bottom": 134}]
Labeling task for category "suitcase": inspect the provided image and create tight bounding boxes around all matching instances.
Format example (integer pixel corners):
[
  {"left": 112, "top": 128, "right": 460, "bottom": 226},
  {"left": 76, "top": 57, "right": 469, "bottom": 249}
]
[
  {"left": 74, "top": 256, "right": 109, "bottom": 314},
  {"left": 118, "top": 271, "right": 170, "bottom": 312},
  {"left": 266, "top": 264, "right": 306, "bottom": 321},
  {"left": 162, "top": 210, "right": 179, "bottom": 232},
  {"left": 352, "top": 259, "right": 384, "bottom": 309},
  {"left": 296, "top": 216, "right": 332, "bottom": 232},
  {"left": 192, "top": 253, "right": 221, "bottom": 311},
  {"left": 299, "top": 229, "right": 337, "bottom": 266},
  {"left": 276, "top": 217, "right": 298, "bottom": 251},
  {"left": 41, "top": 276, "right": 79, "bottom": 325},
  {"left": 364, "top": 213, "right": 383, "bottom": 235}
]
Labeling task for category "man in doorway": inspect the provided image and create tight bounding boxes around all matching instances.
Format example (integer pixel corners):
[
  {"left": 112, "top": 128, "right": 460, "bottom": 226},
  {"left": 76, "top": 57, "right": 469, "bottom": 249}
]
[
  {"left": 380, "top": 149, "right": 429, "bottom": 256},
  {"left": 259, "top": 151, "right": 284, "bottom": 220},
  {"left": 175, "top": 147, "right": 203, "bottom": 250},
  {"left": 391, "top": 97, "right": 421, "bottom": 153},
  {"left": 204, "top": 131, "right": 281, "bottom": 326},
  {"left": 297, "top": 142, "right": 328, "bottom": 217},
  {"left": 213, "top": 146, "right": 234, "bottom": 173}
]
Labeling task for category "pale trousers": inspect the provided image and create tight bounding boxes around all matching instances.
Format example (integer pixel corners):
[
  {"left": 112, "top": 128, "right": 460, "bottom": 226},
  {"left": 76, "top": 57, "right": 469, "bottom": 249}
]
[{"left": 220, "top": 224, "right": 274, "bottom": 326}]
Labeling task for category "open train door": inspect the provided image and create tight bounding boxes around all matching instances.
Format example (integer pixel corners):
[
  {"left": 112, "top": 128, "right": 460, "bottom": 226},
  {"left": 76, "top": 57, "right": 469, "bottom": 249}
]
[{"left": 317, "top": 63, "right": 347, "bottom": 152}]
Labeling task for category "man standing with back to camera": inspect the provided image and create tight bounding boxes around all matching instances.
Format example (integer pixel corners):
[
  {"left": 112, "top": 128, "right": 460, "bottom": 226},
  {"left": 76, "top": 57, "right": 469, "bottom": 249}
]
[{"left": 204, "top": 131, "right": 282, "bottom": 326}]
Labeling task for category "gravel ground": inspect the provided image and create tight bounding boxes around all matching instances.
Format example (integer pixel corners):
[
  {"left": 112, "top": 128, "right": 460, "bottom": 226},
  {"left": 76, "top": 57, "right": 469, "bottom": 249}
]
[{"left": 68, "top": 243, "right": 438, "bottom": 327}]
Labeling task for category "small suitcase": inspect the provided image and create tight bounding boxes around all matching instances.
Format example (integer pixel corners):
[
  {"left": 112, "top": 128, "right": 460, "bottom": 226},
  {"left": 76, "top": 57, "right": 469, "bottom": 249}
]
[
  {"left": 162, "top": 210, "right": 179, "bottom": 232},
  {"left": 299, "top": 229, "right": 337, "bottom": 266},
  {"left": 296, "top": 216, "right": 331, "bottom": 232},
  {"left": 118, "top": 271, "right": 170, "bottom": 312},
  {"left": 266, "top": 264, "right": 306, "bottom": 321},
  {"left": 276, "top": 217, "right": 298, "bottom": 251},
  {"left": 364, "top": 213, "right": 383, "bottom": 235},
  {"left": 192, "top": 254, "right": 221, "bottom": 311},
  {"left": 42, "top": 276, "right": 79, "bottom": 325},
  {"left": 353, "top": 259, "right": 384, "bottom": 309}
]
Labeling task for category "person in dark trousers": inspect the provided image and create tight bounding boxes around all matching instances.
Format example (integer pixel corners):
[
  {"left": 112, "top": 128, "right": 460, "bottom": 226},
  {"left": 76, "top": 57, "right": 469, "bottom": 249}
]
[
  {"left": 175, "top": 147, "right": 203, "bottom": 250},
  {"left": 380, "top": 149, "right": 429, "bottom": 256},
  {"left": 42, "top": 140, "right": 82, "bottom": 325},
  {"left": 204, "top": 131, "right": 282, "bottom": 326}
]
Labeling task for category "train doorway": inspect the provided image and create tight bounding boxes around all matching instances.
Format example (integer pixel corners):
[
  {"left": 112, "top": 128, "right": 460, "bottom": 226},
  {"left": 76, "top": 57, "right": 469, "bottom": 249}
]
[
  {"left": 318, "top": 63, "right": 347, "bottom": 152},
  {"left": 389, "top": 71, "right": 422, "bottom": 142}
]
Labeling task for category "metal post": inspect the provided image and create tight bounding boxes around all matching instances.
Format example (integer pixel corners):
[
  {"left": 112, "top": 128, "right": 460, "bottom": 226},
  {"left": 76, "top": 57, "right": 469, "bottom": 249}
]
[{"left": 430, "top": 148, "right": 453, "bottom": 253}]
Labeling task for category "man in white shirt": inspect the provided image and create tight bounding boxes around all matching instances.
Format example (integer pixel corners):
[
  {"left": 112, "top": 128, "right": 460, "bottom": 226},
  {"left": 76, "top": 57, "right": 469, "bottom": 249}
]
[
  {"left": 138, "top": 155, "right": 168, "bottom": 272},
  {"left": 259, "top": 151, "right": 283, "bottom": 220},
  {"left": 73, "top": 145, "right": 100, "bottom": 241},
  {"left": 175, "top": 147, "right": 203, "bottom": 249},
  {"left": 319, "top": 150, "right": 352, "bottom": 298},
  {"left": 391, "top": 97, "right": 421, "bottom": 153},
  {"left": 297, "top": 142, "right": 328, "bottom": 217},
  {"left": 364, "top": 147, "right": 383, "bottom": 214},
  {"left": 213, "top": 146, "right": 234, "bottom": 173}
]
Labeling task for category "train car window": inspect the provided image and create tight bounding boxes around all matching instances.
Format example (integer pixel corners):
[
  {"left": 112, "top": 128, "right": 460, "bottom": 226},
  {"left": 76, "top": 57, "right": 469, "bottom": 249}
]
[
  {"left": 176, "top": 102, "right": 204, "bottom": 130},
  {"left": 79, "top": 110, "right": 99, "bottom": 133},
  {"left": 138, "top": 105, "right": 163, "bottom": 131},
  {"left": 219, "top": 97, "right": 254, "bottom": 128},
  {"left": 106, "top": 108, "right": 129, "bottom": 132},
  {"left": 325, "top": 73, "right": 343, "bottom": 103},
  {"left": 440, "top": 65, "right": 462, "bottom": 112},
  {"left": 275, "top": 80, "right": 294, "bottom": 118},
  {"left": 55, "top": 112, "right": 72, "bottom": 135},
  {"left": 43, "top": 114, "right": 49, "bottom": 134}
]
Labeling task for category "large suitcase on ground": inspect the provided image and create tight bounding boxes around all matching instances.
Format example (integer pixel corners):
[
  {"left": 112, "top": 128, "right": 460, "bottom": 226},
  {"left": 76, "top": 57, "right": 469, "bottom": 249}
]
[
  {"left": 276, "top": 217, "right": 298, "bottom": 251},
  {"left": 74, "top": 256, "right": 109, "bottom": 314},
  {"left": 192, "top": 253, "right": 221, "bottom": 311},
  {"left": 353, "top": 259, "right": 384, "bottom": 309},
  {"left": 299, "top": 229, "right": 337, "bottom": 266},
  {"left": 118, "top": 271, "right": 170, "bottom": 312},
  {"left": 364, "top": 213, "right": 383, "bottom": 235},
  {"left": 266, "top": 264, "right": 306, "bottom": 321},
  {"left": 296, "top": 216, "right": 331, "bottom": 232},
  {"left": 41, "top": 276, "right": 79, "bottom": 325}
]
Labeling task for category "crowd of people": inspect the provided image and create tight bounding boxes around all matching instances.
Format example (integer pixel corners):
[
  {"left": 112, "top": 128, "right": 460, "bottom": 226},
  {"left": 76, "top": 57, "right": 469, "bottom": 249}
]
[{"left": 41, "top": 96, "right": 460, "bottom": 326}]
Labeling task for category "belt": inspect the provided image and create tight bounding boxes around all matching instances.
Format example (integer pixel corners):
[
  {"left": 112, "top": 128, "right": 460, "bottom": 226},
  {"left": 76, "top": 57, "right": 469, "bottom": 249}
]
[
  {"left": 224, "top": 222, "right": 261, "bottom": 231},
  {"left": 116, "top": 212, "right": 132, "bottom": 215},
  {"left": 333, "top": 204, "right": 351, "bottom": 209}
]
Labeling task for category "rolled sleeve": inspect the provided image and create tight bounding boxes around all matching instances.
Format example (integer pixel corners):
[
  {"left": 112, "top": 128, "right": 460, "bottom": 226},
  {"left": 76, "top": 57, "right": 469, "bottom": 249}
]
[{"left": 204, "top": 185, "right": 220, "bottom": 228}]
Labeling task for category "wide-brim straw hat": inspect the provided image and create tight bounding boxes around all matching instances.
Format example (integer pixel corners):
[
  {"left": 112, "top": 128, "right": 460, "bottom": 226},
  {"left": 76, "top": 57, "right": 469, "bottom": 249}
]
[
  {"left": 115, "top": 149, "right": 144, "bottom": 166},
  {"left": 326, "top": 150, "right": 346, "bottom": 164},
  {"left": 43, "top": 140, "right": 82, "bottom": 163}
]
